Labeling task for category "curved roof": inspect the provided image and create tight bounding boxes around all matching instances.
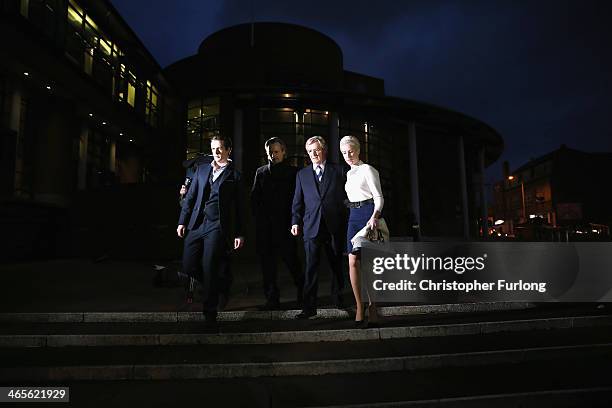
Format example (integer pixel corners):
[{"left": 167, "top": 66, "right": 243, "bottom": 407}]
[
  {"left": 164, "top": 23, "right": 504, "bottom": 166},
  {"left": 198, "top": 22, "right": 342, "bottom": 57}
]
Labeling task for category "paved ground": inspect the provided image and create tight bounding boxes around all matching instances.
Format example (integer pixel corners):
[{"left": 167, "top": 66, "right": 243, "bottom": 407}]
[{"left": 0, "top": 257, "right": 315, "bottom": 313}]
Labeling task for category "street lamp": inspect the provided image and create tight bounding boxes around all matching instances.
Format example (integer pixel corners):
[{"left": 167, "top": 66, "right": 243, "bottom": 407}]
[{"left": 507, "top": 175, "right": 526, "bottom": 222}]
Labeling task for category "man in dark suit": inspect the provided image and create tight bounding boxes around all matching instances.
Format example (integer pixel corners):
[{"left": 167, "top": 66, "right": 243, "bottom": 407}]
[
  {"left": 177, "top": 135, "right": 245, "bottom": 327},
  {"left": 291, "top": 135, "right": 347, "bottom": 319},
  {"left": 251, "top": 137, "right": 304, "bottom": 310}
]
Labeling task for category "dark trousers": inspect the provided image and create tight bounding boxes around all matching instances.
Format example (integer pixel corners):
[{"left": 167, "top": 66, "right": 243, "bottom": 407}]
[
  {"left": 182, "top": 221, "right": 231, "bottom": 315},
  {"left": 302, "top": 225, "right": 344, "bottom": 312},
  {"left": 259, "top": 231, "right": 303, "bottom": 303}
]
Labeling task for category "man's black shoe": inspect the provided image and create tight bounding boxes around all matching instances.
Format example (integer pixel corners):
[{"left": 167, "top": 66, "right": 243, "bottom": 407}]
[
  {"left": 203, "top": 312, "right": 218, "bottom": 329},
  {"left": 217, "top": 293, "right": 229, "bottom": 312},
  {"left": 259, "top": 300, "right": 280, "bottom": 311},
  {"left": 330, "top": 293, "right": 344, "bottom": 308},
  {"left": 295, "top": 309, "right": 316, "bottom": 319}
]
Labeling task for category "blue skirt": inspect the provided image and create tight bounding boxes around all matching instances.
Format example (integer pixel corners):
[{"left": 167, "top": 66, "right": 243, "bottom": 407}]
[{"left": 346, "top": 202, "right": 374, "bottom": 254}]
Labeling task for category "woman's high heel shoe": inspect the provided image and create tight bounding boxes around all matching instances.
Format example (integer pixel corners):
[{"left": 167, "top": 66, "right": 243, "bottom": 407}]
[
  {"left": 354, "top": 307, "right": 367, "bottom": 328},
  {"left": 354, "top": 320, "right": 368, "bottom": 329}
]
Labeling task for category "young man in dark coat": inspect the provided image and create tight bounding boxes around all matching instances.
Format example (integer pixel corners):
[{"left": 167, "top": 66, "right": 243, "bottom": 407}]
[{"left": 177, "top": 135, "right": 245, "bottom": 327}]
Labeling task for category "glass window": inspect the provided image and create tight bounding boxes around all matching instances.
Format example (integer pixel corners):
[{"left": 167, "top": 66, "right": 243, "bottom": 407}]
[
  {"left": 186, "top": 97, "right": 220, "bottom": 159},
  {"left": 20, "top": 0, "right": 30, "bottom": 17},
  {"left": 69, "top": 0, "right": 83, "bottom": 15},
  {"left": 127, "top": 81, "right": 135, "bottom": 107},
  {"left": 145, "top": 80, "right": 159, "bottom": 127},
  {"left": 64, "top": 0, "right": 159, "bottom": 121},
  {"left": 21, "top": 0, "right": 57, "bottom": 38},
  {"left": 67, "top": 5, "right": 82, "bottom": 27}
]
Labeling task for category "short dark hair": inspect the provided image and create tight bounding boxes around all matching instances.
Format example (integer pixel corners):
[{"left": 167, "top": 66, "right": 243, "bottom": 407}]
[
  {"left": 264, "top": 137, "right": 287, "bottom": 150},
  {"left": 210, "top": 135, "right": 232, "bottom": 150}
]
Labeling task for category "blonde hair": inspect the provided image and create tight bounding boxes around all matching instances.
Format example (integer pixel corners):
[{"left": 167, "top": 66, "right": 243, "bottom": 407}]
[{"left": 339, "top": 135, "right": 360, "bottom": 151}]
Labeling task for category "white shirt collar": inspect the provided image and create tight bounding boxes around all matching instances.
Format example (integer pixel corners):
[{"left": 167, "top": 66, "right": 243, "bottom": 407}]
[
  {"left": 211, "top": 158, "right": 231, "bottom": 172},
  {"left": 312, "top": 161, "right": 326, "bottom": 171}
]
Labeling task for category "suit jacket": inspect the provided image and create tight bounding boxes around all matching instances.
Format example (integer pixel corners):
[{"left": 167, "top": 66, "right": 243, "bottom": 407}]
[
  {"left": 179, "top": 161, "right": 244, "bottom": 245},
  {"left": 292, "top": 162, "right": 348, "bottom": 242}
]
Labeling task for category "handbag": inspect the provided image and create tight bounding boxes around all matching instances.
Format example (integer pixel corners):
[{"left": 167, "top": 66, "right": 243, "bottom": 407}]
[
  {"left": 351, "top": 217, "right": 391, "bottom": 252},
  {"left": 366, "top": 227, "right": 385, "bottom": 243}
]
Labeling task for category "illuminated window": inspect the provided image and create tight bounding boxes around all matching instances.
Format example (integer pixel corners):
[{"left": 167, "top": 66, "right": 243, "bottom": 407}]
[
  {"left": 20, "top": 0, "right": 29, "bottom": 17},
  {"left": 127, "top": 82, "right": 135, "bottom": 107},
  {"left": 186, "top": 97, "right": 220, "bottom": 159},
  {"left": 258, "top": 107, "right": 330, "bottom": 166},
  {"left": 69, "top": 0, "right": 83, "bottom": 15},
  {"left": 63, "top": 0, "right": 160, "bottom": 119},
  {"left": 145, "top": 80, "right": 159, "bottom": 127},
  {"left": 66, "top": 0, "right": 125, "bottom": 96},
  {"left": 99, "top": 38, "right": 112, "bottom": 56},
  {"left": 67, "top": 4, "right": 82, "bottom": 27}
]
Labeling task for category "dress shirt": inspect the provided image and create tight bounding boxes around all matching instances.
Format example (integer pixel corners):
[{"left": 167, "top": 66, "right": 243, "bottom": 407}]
[
  {"left": 211, "top": 159, "right": 231, "bottom": 182},
  {"left": 345, "top": 161, "right": 384, "bottom": 213}
]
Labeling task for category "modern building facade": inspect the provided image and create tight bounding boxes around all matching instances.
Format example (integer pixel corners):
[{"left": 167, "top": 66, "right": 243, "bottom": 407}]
[
  {"left": 492, "top": 145, "right": 612, "bottom": 240},
  {"left": 1, "top": 0, "right": 184, "bottom": 259},
  {"left": 1, "top": 5, "right": 504, "bottom": 259},
  {"left": 165, "top": 22, "right": 504, "bottom": 240}
]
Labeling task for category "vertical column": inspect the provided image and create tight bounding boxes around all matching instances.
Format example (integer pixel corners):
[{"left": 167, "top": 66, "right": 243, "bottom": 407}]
[
  {"left": 408, "top": 121, "right": 421, "bottom": 240},
  {"left": 233, "top": 108, "right": 243, "bottom": 172},
  {"left": 458, "top": 135, "right": 470, "bottom": 240},
  {"left": 328, "top": 112, "right": 339, "bottom": 163},
  {"left": 77, "top": 123, "right": 88, "bottom": 190},
  {"left": 3, "top": 85, "right": 22, "bottom": 195},
  {"left": 33, "top": 98, "right": 73, "bottom": 206},
  {"left": 9, "top": 87, "right": 22, "bottom": 131},
  {"left": 478, "top": 146, "right": 489, "bottom": 240},
  {"left": 109, "top": 141, "right": 117, "bottom": 175}
]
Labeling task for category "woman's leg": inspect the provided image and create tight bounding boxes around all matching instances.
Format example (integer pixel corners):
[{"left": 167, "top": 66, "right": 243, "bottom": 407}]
[{"left": 348, "top": 253, "right": 364, "bottom": 321}]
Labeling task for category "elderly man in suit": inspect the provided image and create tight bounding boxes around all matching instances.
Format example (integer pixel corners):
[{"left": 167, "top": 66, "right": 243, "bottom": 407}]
[
  {"left": 251, "top": 137, "right": 304, "bottom": 310},
  {"left": 177, "top": 135, "right": 245, "bottom": 327},
  {"left": 291, "top": 135, "right": 347, "bottom": 319}
]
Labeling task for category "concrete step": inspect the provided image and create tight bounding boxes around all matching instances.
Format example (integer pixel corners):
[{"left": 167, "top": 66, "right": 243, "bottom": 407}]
[
  {"left": 8, "top": 359, "right": 612, "bottom": 407},
  {"left": 1, "top": 326, "right": 611, "bottom": 381},
  {"left": 311, "top": 387, "right": 612, "bottom": 408},
  {"left": 0, "top": 314, "right": 610, "bottom": 348},
  {"left": 0, "top": 301, "right": 536, "bottom": 322}
]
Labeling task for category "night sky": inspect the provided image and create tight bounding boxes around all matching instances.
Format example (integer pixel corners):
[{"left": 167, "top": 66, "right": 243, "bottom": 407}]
[{"left": 111, "top": 0, "right": 612, "bottom": 182}]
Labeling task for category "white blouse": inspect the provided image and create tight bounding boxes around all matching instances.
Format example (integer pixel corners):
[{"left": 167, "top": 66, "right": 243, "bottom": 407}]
[{"left": 345, "top": 161, "right": 384, "bottom": 213}]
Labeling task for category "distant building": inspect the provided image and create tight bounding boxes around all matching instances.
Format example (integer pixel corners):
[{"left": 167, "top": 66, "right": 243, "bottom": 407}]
[{"left": 492, "top": 145, "right": 612, "bottom": 240}]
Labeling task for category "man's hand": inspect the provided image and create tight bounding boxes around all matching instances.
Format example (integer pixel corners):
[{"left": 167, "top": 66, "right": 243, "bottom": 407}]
[
  {"left": 234, "top": 236, "right": 245, "bottom": 250},
  {"left": 179, "top": 185, "right": 187, "bottom": 196},
  {"left": 177, "top": 225, "right": 186, "bottom": 238},
  {"left": 291, "top": 225, "right": 301, "bottom": 236}
]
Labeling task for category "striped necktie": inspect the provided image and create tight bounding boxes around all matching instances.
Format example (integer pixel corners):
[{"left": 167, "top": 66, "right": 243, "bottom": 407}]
[{"left": 315, "top": 165, "right": 323, "bottom": 182}]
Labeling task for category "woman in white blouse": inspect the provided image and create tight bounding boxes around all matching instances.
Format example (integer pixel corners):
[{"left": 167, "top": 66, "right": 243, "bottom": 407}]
[{"left": 340, "top": 135, "right": 383, "bottom": 327}]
